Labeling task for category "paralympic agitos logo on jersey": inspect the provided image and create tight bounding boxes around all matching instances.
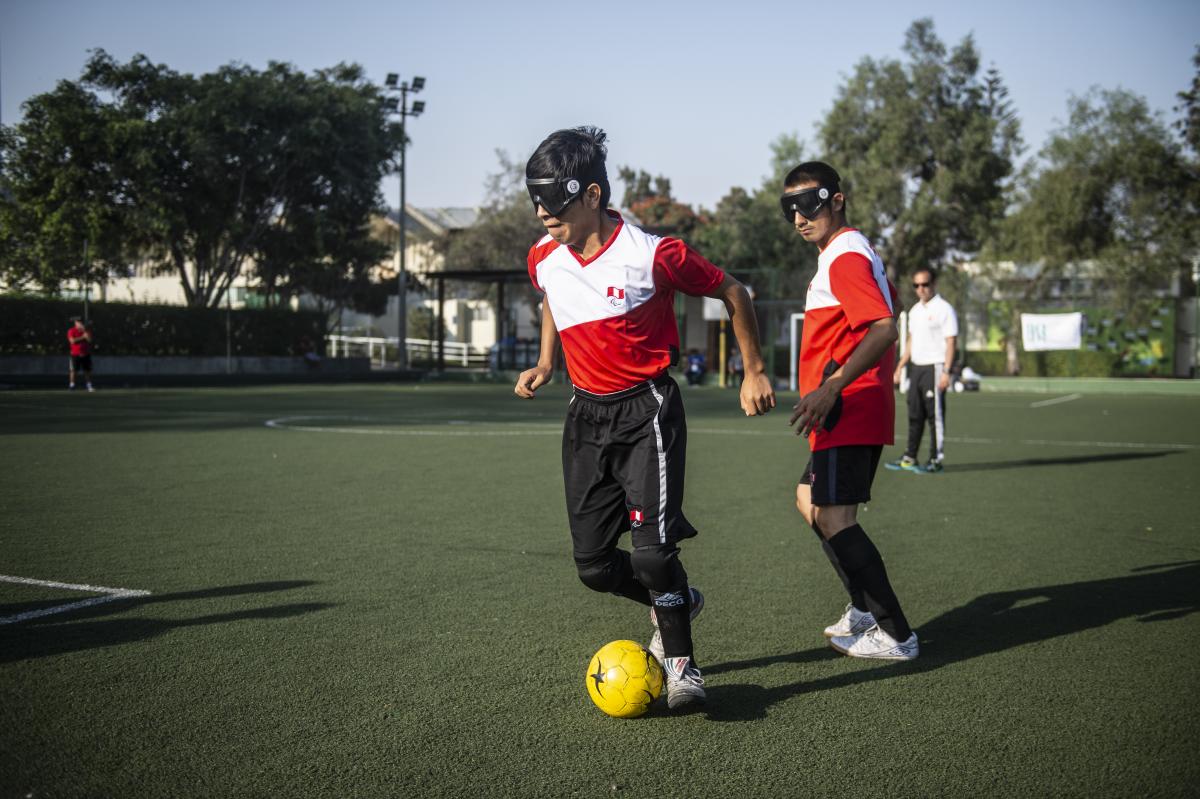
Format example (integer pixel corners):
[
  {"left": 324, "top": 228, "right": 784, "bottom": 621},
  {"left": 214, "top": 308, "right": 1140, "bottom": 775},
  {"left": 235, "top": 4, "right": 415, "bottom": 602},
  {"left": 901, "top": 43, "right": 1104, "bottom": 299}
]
[{"left": 607, "top": 287, "right": 625, "bottom": 308}]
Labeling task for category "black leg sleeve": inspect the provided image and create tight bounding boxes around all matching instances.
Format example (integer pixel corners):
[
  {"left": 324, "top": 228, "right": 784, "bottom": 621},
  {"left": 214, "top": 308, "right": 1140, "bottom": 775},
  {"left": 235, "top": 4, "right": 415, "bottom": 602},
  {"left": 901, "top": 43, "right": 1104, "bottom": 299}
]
[{"left": 827, "top": 524, "right": 912, "bottom": 641}]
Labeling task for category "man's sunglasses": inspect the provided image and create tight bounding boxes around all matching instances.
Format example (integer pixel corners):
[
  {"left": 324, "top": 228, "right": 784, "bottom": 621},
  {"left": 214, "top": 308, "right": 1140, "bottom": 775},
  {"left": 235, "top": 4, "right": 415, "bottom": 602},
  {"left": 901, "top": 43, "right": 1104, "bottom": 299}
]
[
  {"left": 780, "top": 186, "right": 835, "bottom": 222},
  {"left": 526, "top": 177, "right": 584, "bottom": 217},
  {"left": 913, "top": 282, "right": 932, "bottom": 288}
]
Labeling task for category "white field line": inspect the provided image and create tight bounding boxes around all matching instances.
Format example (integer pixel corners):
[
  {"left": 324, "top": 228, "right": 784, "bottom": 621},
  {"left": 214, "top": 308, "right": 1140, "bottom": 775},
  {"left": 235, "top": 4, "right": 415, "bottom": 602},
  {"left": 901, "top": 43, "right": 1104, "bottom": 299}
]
[
  {"left": 1030, "top": 393, "right": 1083, "bottom": 408},
  {"left": 264, "top": 416, "right": 1198, "bottom": 450},
  {"left": 0, "top": 575, "right": 151, "bottom": 625}
]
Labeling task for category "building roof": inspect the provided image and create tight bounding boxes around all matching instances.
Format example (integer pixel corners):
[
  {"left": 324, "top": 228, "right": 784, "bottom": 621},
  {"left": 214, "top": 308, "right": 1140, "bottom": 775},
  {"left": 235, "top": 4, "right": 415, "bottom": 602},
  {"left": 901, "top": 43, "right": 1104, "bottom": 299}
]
[{"left": 385, "top": 207, "right": 480, "bottom": 237}]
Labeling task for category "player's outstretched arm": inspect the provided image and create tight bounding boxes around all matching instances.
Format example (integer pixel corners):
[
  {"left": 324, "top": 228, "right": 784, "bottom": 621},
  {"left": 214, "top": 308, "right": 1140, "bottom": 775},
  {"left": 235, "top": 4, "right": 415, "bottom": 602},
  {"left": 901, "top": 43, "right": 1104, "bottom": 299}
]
[
  {"left": 709, "top": 276, "right": 775, "bottom": 416},
  {"left": 515, "top": 299, "right": 559, "bottom": 399}
]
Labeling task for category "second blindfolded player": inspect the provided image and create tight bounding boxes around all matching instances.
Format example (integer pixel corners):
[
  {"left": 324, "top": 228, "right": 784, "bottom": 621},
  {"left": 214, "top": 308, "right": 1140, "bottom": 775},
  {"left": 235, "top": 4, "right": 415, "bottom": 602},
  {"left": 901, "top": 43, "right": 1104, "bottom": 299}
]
[{"left": 783, "top": 161, "right": 919, "bottom": 661}]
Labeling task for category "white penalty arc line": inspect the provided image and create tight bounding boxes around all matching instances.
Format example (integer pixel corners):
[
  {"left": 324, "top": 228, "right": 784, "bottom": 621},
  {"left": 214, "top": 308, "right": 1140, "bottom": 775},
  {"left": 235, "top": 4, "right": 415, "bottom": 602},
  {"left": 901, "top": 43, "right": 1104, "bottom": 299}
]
[
  {"left": 0, "top": 574, "right": 151, "bottom": 625},
  {"left": 265, "top": 416, "right": 561, "bottom": 437},
  {"left": 1030, "top": 393, "right": 1083, "bottom": 408},
  {"left": 264, "top": 416, "right": 1198, "bottom": 450}
]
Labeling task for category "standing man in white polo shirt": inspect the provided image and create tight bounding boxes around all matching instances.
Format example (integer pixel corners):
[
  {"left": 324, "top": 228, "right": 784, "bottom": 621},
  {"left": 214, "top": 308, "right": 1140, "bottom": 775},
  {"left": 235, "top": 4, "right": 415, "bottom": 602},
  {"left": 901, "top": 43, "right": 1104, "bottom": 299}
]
[{"left": 888, "top": 268, "right": 957, "bottom": 473}]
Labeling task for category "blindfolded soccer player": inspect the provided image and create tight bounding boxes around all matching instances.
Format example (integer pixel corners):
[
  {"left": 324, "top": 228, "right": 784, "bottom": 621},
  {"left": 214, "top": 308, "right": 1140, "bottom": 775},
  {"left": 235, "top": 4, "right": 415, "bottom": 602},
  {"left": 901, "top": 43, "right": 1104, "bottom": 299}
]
[
  {"left": 515, "top": 126, "right": 775, "bottom": 710},
  {"left": 783, "top": 161, "right": 919, "bottom": 661}
]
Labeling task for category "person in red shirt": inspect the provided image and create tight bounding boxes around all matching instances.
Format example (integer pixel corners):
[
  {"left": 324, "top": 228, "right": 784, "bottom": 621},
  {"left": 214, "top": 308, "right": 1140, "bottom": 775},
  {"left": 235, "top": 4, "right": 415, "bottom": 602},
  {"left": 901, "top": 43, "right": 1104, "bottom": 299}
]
[
  {"left": 784, "top": 161, "right": 918, "bottom": 660},
  {"left": 67, "top": 317, "right": 95, "bottom": 392},
  {"left": 515, "top": 126, "right": 775, "bottom": 710}
]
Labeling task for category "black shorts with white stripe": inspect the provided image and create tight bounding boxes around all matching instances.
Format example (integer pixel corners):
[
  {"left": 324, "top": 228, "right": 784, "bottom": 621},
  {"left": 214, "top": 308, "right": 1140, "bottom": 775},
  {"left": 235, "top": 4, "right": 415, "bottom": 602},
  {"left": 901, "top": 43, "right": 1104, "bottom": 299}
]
[
  {"left": 563, "top": 374, "right": 698, "bottom": 558},
  {"left": 802, "top": 445, "right": 883, "bottom": 507}
]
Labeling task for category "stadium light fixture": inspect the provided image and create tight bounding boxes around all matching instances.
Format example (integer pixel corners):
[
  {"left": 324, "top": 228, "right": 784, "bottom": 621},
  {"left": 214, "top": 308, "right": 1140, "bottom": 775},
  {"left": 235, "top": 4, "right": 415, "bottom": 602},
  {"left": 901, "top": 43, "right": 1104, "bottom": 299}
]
[{"left": 383, "top": 73, "right": 429, "bottom": 372}]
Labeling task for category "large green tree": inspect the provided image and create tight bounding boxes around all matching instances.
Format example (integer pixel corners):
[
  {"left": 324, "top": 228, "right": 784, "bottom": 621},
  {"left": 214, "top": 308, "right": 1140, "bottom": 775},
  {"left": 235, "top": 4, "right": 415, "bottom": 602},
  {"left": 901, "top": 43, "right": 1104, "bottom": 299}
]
[
  {"left": 693, "top": 133, "right": 814, "bottom": 295},
  {"left": 819, "top": 19, "right": 1022, "bottom": 286},
  {"left": 0, "top": 51, "right": 401, "bottom": 310},
  {"left": 998, "top": 87, "right": 1197, "bottom": 301},
  {"left": 0, "top": 80, "right": 130, "bottom": 292}
]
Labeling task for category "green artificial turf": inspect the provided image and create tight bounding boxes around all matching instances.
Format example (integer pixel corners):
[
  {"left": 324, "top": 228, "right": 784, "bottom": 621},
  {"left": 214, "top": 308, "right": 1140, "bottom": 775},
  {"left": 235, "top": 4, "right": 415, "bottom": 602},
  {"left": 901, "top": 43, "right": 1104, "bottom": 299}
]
[{"left": 1, "top": 382, "right": 1197, "bottom": 797}]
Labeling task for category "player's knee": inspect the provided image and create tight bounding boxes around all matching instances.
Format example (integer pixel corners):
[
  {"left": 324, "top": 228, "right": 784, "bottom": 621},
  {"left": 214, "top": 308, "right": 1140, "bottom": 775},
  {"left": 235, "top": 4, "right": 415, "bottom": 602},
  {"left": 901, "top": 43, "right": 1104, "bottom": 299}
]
[
  {"left": 574, "top": 552, "right": 622, "bottom": 593},
  {"left": 812, "top": 505, "right": 856, "bottom": 538},
  {"left": 630, "top": 544, "right": 686, "bottom": 593}
]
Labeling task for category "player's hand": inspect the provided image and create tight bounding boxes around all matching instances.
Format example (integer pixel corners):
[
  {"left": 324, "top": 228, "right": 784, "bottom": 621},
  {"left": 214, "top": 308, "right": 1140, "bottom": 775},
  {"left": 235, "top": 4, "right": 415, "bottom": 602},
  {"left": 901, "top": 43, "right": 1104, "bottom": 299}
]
[
  {"left": 938, "top": 371, "right": 951, "bottom": 391},
  {"left": 893, "top": 368, "right": 902, "bottom": 387},
  {"left": 739, "top": 371, "right": 775, "bottom": 416},
  {"left": 789, "top": 384, "right": 839, "bottom": 437},
  {"left": 514, "top": 364, "right": 553, "bottom": 398}
]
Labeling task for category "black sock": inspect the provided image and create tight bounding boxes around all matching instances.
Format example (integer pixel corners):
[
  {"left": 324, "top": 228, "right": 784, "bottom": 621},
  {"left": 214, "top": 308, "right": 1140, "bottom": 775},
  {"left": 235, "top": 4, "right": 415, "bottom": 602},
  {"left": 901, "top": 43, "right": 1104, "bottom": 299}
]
[
  {"left": 827, "top": 524, "right": 912, "bottom": 641},
  {"left": 812, "top": 525, "right": 867, "bottom": 611},
  {"left": 611, "top": 549, "right": 652, "bottom": 606},
  {"left": 650, "top": 587, "right": 693, "bottom": 660}
]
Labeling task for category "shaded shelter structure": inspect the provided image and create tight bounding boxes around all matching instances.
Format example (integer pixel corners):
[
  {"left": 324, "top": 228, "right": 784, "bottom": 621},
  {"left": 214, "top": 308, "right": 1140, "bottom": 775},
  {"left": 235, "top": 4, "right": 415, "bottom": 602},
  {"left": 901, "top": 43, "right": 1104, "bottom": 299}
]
[{"left": 428, "top": 269, "right": 531, "bottom": 370}]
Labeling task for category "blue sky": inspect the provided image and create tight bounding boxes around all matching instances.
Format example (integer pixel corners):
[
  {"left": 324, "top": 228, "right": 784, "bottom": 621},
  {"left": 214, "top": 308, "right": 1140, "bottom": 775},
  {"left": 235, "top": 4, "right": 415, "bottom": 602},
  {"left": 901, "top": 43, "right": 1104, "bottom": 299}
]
[{"left": 2, "top": 0, "right": 1196, "bottom": 212}]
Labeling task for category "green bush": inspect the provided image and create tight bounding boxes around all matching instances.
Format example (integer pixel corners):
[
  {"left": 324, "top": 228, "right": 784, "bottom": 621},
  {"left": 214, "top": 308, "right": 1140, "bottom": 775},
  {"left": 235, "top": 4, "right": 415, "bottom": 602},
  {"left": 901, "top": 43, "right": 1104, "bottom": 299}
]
[
  {"left": 966, "top": 349, "right": 1123, "bottom": 378},
  {"left": 0, "top": 295, "right": 324, "bottom": 356}
]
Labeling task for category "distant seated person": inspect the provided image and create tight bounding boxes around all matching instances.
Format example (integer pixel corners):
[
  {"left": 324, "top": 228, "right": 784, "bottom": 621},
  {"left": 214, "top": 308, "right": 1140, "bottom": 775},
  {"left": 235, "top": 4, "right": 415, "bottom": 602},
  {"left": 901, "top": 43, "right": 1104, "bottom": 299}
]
[
  {"left": 297, "top": 335, "right": 322, "bottom": 369},
  {"left": 727, "top": 347, "right": 745, "bottom": 386},
  {"left": 685, "top": 348, "right": 706, "bottom": 386}
]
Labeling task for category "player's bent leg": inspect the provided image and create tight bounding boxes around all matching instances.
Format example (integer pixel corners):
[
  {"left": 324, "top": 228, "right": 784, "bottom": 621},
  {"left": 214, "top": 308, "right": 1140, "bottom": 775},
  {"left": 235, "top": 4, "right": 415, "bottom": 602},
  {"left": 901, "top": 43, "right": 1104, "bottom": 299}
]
[
  {"left": 823, "top": 522, "right": 916, "bottom": 658},
  {"left": 573, "top": 549, "right": 651, "bottom": 605}
]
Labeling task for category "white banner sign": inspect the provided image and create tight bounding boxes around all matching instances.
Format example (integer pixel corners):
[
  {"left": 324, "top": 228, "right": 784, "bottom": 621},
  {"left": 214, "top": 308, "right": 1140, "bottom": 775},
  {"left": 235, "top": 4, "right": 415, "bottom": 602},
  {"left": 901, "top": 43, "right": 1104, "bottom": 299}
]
[{"left": 1021, "top": 312, "right": 1082, "bottom": 351}]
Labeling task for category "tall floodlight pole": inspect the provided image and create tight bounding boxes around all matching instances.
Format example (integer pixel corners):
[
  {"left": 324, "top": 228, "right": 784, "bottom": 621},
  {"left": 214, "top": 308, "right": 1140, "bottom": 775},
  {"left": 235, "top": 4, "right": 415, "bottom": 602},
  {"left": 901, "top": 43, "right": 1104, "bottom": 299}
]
[{"left": 384, "top": 73, "right": 426, "bottom": 371}]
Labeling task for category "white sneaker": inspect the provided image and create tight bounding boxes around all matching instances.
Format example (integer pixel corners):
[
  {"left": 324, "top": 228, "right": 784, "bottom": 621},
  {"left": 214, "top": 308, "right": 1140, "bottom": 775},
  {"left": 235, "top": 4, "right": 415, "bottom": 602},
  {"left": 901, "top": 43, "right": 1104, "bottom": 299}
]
[
  {"left": 830, "top": 624, "right": 919, "bottom": 660},
  {"left": 823, "top": 603, "right": 876, "bottom": 638},
  {"left": 86, "top": 384, "right": 95, "bottom": 392},
  {"left": 647, "top": 587, "right": 704, "bottom": 665},
  {"left": 664, "top": 656, "right": 706, "bottom": 709}
]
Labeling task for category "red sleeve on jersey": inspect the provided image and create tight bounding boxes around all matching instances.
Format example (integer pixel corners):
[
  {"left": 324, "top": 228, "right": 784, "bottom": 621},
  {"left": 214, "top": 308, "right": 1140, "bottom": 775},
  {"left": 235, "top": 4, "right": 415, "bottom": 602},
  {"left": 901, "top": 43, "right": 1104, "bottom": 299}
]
[
  {"left": 652, "top": 238, "right": 725, "bottom": 296},
  {"left": 829, "top": 252, "right": 892, "bottom": 331}
]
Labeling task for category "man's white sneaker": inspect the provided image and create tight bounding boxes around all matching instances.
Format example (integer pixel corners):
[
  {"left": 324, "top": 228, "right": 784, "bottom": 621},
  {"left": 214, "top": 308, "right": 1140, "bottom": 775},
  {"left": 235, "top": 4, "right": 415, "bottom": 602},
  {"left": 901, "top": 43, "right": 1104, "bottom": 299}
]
[
  {"left": 823, "top": 602, "right": 876, "bottom": 638},
  {"left": 647, "top": 587, "right": 704, "bottom": 665},
  {"left": 829, "top": 624, "right": 919, "bottom": 660},
  {"left": 663, "top": 656, "right": 706, "bottom": 709}
]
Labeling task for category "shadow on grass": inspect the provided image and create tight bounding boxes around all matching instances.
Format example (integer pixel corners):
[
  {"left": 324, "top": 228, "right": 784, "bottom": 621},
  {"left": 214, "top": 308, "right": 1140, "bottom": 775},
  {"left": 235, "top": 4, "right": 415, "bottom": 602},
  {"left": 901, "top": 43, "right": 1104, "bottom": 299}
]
[
  {"left": 938, "top": 450, "right": 1182, "bottom": 473},
  {"left": 703, "top": 560, "right": 1200, "bottom": 722},
  {"left": 0, "top": 580, "right": 332, "bottom": 663}
]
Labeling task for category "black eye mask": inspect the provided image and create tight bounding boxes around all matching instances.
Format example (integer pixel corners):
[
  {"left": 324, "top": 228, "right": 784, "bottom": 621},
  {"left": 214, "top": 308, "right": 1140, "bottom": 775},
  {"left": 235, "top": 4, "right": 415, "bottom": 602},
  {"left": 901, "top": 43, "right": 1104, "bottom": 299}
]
[
  {"left": 780, "top": 186, "right": 834, "bottom": 222},
  {"left": 526, "top": 177, "right": 584, "bottom": 216}
]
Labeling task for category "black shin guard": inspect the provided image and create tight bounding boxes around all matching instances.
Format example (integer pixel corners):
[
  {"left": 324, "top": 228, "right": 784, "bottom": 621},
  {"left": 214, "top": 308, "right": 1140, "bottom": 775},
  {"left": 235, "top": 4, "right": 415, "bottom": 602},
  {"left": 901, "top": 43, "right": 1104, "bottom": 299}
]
[
  {"left": 827, "top": 524, "right": 912, "bottom": 641},
  {"left": 650, "top": 587, "right": 693, "bottom": 660},
  {"left": 812, "top": 525, "right": 867, "bottom": 611},
  {"left": 574, "top": 549, "right": 652, "bottom": 606},
  {"left": 610, "top": 549, "right": 652, "bottom": 606}
]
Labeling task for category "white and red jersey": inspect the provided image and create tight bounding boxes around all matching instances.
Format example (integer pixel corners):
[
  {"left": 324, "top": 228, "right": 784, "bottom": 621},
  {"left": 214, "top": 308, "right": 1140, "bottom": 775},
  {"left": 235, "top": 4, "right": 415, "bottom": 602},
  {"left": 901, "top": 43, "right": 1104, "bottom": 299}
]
[
  {"left": 528, "top": 211, "right": 725, "bottom": 394},
  {"left": 799, "top": 228, "right": 897, "bottom": 451}
]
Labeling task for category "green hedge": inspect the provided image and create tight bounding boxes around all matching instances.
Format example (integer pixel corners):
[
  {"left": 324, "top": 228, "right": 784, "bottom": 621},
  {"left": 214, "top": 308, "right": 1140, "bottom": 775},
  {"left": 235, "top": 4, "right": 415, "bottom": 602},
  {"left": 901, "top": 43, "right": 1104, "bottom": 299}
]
[
  {"left": 0, "top": 295, "right": 325, "bottom": 357},
  {"left": 965, "top": 350, "right": 1124, "bottom": 378}
]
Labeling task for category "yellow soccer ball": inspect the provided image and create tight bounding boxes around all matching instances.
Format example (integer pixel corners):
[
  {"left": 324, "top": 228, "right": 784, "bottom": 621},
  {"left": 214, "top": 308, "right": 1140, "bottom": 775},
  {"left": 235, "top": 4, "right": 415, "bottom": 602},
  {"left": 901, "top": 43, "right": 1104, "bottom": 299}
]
[{"left": 585, "top": 639, "right": 664, "bottom": 718}]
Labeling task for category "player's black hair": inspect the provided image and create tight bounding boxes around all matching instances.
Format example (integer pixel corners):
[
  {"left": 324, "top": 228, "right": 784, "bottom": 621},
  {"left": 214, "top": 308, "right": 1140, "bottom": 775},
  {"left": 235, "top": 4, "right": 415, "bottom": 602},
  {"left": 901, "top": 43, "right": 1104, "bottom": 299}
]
[
  {"left": 70, "top": 316, "right": 82, "bottom": 323},
  {"left": 526, "top": 126, "right": 611, "bottom": 209},
  {"left": 783, "top": 161, "right": 842, "bottom": 193},
  {"left": 913, "top": 267, "right": 938, "bottom": 283}
]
